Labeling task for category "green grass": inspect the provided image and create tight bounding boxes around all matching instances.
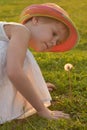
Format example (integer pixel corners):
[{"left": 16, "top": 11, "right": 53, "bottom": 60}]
[{"left": 0, "top": 0, "right": 87, "bottom": 129}]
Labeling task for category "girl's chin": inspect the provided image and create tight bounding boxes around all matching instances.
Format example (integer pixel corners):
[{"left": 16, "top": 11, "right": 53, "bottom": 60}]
[
  {"left": 34, "top": 48, "right": 42, "bottom": 52},
  {"left": 33, "top": 47, "right": 51, "bottom": 52},
  {"left": 34, "top": 47, "right": 45, "bottom": 52},
  {"left": 36, "top": 48, "right": 50, "bottom": 52}
]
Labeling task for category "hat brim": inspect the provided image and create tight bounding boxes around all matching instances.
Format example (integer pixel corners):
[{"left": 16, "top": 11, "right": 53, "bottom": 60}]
[{"left": 20, "top": 4, "right": 79, "bottom": 52}]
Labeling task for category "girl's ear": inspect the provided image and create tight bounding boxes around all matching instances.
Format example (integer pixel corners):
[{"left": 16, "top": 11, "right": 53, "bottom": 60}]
[{"left": 32, "top": 17, "right": 39, "bottom": 25}]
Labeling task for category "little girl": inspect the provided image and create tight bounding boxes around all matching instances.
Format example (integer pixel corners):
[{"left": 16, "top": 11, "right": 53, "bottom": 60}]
[{"left": 0, "top": 3, "right": 79, "bottom": 124}]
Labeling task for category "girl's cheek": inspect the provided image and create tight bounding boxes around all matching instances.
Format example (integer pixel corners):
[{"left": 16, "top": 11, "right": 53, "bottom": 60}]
[{"left": 43, "top": 32, "right": 52, "bottom": 41}]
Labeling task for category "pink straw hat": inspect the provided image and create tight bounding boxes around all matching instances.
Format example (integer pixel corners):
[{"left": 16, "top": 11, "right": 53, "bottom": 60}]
[{"left": 20, "top": 3, "right": 79, "bottom": 52}]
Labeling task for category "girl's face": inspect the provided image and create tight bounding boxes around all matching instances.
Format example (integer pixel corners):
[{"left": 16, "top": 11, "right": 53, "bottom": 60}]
[{"left": 28, "top": 17, "right": 69, "bottom": 52}]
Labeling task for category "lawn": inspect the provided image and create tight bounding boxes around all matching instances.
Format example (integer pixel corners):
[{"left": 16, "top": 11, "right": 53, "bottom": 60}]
[{"left": 0, "top": 0, "right": 87, "bottom": 129}]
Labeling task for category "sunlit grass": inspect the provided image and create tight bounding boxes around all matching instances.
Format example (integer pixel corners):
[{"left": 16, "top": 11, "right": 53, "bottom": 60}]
[{"left": 0, "top": 0, "right": 87, "bottom": 129}]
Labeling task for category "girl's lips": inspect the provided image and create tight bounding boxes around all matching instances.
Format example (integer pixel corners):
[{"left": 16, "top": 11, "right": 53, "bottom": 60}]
[{"left": 44, "top": 42, "right": 49, "bottom": 49}]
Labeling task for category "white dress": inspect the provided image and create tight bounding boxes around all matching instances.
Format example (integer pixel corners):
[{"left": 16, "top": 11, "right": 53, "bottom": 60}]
[{"left": 0, "top": 21, "right": 52, "bottom": 124}]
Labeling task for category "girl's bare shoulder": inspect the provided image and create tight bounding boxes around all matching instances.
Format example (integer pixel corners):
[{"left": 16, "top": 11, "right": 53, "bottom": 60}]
[{"left": 3, "top": 22, "right": 31, "bottom": 40}]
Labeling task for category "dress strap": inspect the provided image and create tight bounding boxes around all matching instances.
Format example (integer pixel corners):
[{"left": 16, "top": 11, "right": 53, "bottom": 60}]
[
  {"left": 0, "top": 21, "right": 31, "bottom": 42},
  {"left": 0, "top": 21, "right": 9, "bottom": 42}
]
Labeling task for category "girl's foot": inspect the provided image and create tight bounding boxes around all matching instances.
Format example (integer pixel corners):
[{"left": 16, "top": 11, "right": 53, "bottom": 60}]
[{"left": 46, "top": 82, "right": 56, "bottom": 92}]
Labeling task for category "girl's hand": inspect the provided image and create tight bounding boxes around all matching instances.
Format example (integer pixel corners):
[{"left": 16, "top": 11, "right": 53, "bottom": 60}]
[{"left": 37, "top": 107, "right": 70, "bottom": 120}]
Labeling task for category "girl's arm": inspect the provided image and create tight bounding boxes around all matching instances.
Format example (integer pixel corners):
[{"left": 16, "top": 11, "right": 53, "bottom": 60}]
[{"left": 6, "top": 25, "right": 46, "bottom": 112}]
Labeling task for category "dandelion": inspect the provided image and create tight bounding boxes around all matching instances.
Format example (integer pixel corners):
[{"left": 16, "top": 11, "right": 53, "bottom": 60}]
[
  {"left": 64, "top": 63, "right": 73, "bottom": 100},
  {"left": 64, "top": 63, "right": 73, "bottom": 71}
]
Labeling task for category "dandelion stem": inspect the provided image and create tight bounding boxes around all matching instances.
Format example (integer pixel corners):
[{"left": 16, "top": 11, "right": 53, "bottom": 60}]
[{"left": 68, "top": 71, "right": 72, "bottom": 100}]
